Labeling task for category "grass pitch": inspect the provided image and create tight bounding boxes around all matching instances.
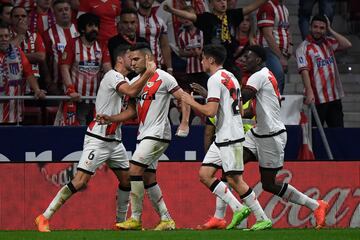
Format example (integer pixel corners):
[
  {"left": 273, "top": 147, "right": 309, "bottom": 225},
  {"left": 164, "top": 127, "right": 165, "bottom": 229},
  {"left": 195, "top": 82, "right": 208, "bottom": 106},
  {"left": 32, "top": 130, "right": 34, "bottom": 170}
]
[{"left": 0, "top": 228, "right": 359, "bottom": 240}]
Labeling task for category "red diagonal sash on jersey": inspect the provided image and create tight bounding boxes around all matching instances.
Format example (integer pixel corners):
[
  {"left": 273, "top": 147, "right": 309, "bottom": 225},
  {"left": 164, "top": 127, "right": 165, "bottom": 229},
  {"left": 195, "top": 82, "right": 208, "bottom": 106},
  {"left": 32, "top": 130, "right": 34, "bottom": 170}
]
[
  {"left": 137, "top": 72, "right": 162, "bottom": 124},
  {"left": 268, "top": 70, "right": 281, "bottom": 104},
  {"left": 220, "top": 71, "right": 240, "bottom": 115}
]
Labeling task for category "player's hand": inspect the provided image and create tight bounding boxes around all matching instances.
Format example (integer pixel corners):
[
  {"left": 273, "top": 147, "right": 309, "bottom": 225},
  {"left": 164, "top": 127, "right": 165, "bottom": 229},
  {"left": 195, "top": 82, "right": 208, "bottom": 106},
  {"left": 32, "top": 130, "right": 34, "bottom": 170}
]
[
  {"left": 190, "top": 83, "right": 207, "bottom": 98},
  {"left": 176, "top": 124, "right": 189, "bottom": 137},
  {"left": 145, "top": 54, "right": 156, "bottom": 75},
  {"left": 96, "top": 114, "right": 112, "bottom": 125},
  {"left": 34, "top": 89, "right": 46, "bottom": 100},
  {"left": 304, "top": 89, "right": 315, "bottom": 105},
  {"left": 181, "top": 91, "right": 194, "bottom": 105}
]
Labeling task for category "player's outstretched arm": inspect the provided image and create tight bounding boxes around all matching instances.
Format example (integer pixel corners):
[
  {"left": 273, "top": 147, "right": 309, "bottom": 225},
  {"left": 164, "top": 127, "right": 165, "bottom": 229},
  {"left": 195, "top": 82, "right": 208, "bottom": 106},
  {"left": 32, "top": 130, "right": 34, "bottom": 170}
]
[
  {"left": 96, "top": 102, "right": 137, "bottom": 124},
  {"left": 172, "top": 88, "right": 190, "bottom": 137},
  {"left": 182, "top": 91, "right": 218, "bottom": 117},
  {"left": 117, "top": 55, "right": 156, "bottom": 97},
  {"left": 163, "top": 3, "right": 197, "bottom": 22}
]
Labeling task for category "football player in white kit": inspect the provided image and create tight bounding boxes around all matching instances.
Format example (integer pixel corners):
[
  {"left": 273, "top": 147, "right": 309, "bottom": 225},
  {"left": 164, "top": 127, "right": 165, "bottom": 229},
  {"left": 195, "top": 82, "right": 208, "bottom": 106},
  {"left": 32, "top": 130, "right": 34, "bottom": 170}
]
[
  {"left": 181, "top": 44, "right": 271, "bottom": 230},
  {"left": 241, "top": 45, "right": 329, "bottom": 229},
  {"left": 35, "top": 45, "right": 157, "bottom": 232},
  {"left": 102, "top": 43, "right": 190, "bottom": 231}
]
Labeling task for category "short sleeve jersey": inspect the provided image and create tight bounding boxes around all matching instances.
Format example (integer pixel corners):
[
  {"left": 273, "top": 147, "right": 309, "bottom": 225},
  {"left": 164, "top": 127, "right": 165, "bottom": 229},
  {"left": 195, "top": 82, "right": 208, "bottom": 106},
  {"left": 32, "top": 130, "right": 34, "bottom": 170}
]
[
  {"left": 296, "top": 35, "right": 343, "bottom": 104},
  {"left": 207, "top": 69, "right": 244, "bottom": 145},
  {"left": 87, "top": 69, "right": 128, "bottom": 141},
  {"left": 244, "top": 67, "right": 285, "bottom": 135},
  {"left": 132, "top": 69, "right": 180, "bottom": 141}
]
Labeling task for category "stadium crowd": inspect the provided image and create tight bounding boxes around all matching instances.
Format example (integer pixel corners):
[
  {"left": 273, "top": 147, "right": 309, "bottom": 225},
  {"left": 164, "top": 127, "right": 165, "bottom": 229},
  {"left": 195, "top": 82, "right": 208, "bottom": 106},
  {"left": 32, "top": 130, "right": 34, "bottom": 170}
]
[{"left": 0, "top": 0, "right": 352, "bottom": 127}]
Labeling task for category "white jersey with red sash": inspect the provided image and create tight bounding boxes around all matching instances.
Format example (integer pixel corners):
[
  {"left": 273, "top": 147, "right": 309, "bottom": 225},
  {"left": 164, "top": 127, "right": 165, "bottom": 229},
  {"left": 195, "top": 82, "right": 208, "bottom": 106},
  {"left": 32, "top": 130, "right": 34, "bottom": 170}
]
[
  {"left": 132, "top": 69, "right": 179, "bottom": 141},
  {"left": 244, "top": 67, "right": 285, "bottom": 135},
  {"left": 207, "top": 69, "right": 244, "bottom": 145},
  {"left": 87, "top": 70, "right": 129, "bottom": 141}
]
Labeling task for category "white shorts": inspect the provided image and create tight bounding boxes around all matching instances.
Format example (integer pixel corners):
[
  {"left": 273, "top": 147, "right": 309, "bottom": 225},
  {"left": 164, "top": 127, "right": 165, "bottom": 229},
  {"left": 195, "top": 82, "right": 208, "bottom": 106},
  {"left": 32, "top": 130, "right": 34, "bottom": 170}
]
[
  {"left": 131, "top": 139, "right": 169, "bottom": 171},
  {"left": 243, "top": 130, "right": 287, "bottom": 169},
  {"left": 77, "top": 135, "right": 129, "bottom": 174},
  {"left": 202, "top": 142, "right": 244, "bottom": 174}
]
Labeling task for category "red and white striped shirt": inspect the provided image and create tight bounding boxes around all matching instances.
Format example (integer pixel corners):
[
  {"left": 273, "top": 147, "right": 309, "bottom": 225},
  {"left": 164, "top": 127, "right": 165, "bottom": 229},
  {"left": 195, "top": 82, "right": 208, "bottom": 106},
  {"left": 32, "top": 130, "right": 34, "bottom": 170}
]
[
  {"left": 257, "top": 0, "right": 290, "bottom": 56},
  {"left": 296, "top": 35, "right": 343, "bottom": 104},
  {"left": 137, "top": 9, "right": 167, "bottom": 66},
  {"left": 28, "top": 8, "right": 56, "bottom": 38},
  {"left": 18, "top": 31, "right": 45, "bottom": 93},
  {"left": 0, "top": 46, "right": 34, "bottom": 123},
  {"left": 43, "top": 24, "right": 79, "bottom": 85},
  {"left": 59, "top": 38, "right": 110, "bottom": 102},
  {"left": 178, "top": 28, "right": 204, "bottom": 74}
]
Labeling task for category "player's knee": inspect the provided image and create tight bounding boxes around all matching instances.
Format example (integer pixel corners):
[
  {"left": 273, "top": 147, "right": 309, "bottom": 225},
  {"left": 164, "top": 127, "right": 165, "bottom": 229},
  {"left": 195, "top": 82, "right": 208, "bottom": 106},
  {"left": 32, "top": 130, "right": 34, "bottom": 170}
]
[{"left": 198, "top": 169, "right": 211, "bottom": 185}]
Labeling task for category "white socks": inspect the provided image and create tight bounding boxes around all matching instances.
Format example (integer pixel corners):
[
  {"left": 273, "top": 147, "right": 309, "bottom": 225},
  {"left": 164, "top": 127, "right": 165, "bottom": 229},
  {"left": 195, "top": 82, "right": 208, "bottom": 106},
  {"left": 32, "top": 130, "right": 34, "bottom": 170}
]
[
  {"left": 282, "top": 184, "right": 319, "bottom": 211},
  {"left": 241, "top": 190, "right": 269, "bottom": 221},
  {"left": 130, "top": 178, "right": 145, "bottom": 221},
  {"left": 116, "top": 187, "right": 130, "bottom": 223},
  {"left": 146, "top": 183, "right": 172, "bottom": 221},
  {"left": 214, "top": 181, "right": 230, "bottom": 219},
  {"left": 43, "top": 184, "right": 74, "bottom": 219},
  {"left": 212, "top": 180, "right": 243, "bottom": 212}
]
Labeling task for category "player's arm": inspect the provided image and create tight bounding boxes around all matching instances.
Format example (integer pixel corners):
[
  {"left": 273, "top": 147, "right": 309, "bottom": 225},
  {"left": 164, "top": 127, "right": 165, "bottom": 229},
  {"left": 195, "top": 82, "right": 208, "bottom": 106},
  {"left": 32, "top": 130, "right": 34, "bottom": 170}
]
[
  {"left": 261, "top": 26, "right": 288, "bottom": 69},
  {"left": 163, "top": 3, "right": 197, "bottom": 22},
  {"left": 60, "top": 64, "right": 80, "bottom": 101},
  {"left": 172, "top": 88, "right": 191, "bottom": 137},
  {"left": 97, "top": 100, "right": 137, "bottom": 124},
  {"left": 182, "top": 91, "right": 218, "bottom": 117},
  {"left": 243, "top": 0, "right": 268, "bottom": 16},
  {"left": 241, "top": 86, "right": 257, "bottom": 104},
  {"left": 117, "top": 56, "right": 156, "bottom": 97}
]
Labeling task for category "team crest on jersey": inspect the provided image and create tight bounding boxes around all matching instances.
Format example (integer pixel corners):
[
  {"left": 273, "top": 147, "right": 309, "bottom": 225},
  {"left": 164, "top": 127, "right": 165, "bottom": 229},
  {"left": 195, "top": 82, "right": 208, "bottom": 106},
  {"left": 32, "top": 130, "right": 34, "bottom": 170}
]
[
  {"left": 57, "top": 43, "right": 66, "bottom": 52},
  {"left": 146, "top": 82, "right": 154, "bottom": 88},
  {"left": 9, "top": 63, "right": 20, "bottom": 75}
]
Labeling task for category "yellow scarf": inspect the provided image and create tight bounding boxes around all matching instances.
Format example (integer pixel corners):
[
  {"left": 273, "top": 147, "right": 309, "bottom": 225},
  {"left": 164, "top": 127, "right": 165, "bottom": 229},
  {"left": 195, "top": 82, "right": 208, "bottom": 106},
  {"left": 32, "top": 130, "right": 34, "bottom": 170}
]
[{"left": 216, "top": 14, "right": 231, "bottom": 43}]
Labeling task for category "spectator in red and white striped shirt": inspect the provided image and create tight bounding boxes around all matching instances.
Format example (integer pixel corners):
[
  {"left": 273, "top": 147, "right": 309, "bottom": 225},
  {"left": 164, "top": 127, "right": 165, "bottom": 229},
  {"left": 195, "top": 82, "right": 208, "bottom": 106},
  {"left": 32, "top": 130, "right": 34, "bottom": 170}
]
[
  {"left": 257, "top": 0, "right": 292, "bottom": 94},
  {"left": 296, "top": 14, "right": 352, "bottom": 127},
  {"left": 0, "top": 22, "right": 45, "bottom": 124},
  {"left": 59, "top": 13, "right": 111, "bottom": 125},
  {"left": 28, "top": 0, "right": 56, "bottom": 38},
  {"left": 43, "top": 0, "right": 79, "bottom": 94},
  {"left": 10, "top": 6, "right": 46, "bottom": 94},
  {"left": 177, "top": 5, "right": 207, "bottom": 90},
  {"left": 13, "top": 0, "right": 36, "bottom": 12},
  {"left": 137, "top": 0, "right": 173, "bottom": 73}
]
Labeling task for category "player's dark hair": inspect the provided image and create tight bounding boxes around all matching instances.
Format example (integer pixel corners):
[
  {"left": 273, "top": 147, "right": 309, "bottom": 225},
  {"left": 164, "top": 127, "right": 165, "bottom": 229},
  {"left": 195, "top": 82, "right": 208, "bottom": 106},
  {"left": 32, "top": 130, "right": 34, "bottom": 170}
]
[
  {"left": 246, "top": 45, "right": 267, "bottom": 63},
  {"left": 120, "top": 8, "right": 138, "bottom": 17},
  {"left": 310, "top": 14, "right": 327, "bottom": 25},
  {"left": 112, "top": 45, "right": 131, "bottom": 68},
  {"left": 130, "top": 42, "right": 152, "bottom": 55},
  {"left": 77, "top": 13, "right": 100, "bottom": 34},
  {"left": 203, "top": 44, "right": 227, "bottom": 65},
  {"left": 0, "top": 3, "right": 13, "bottom": 15}
]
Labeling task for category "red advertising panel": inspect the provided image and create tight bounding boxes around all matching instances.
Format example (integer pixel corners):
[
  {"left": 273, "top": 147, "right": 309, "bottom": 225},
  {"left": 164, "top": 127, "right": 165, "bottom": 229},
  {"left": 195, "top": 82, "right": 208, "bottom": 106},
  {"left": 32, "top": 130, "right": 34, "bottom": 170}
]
[{"left": 0, "top": 161, "right": 359, "bottom": 230}]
